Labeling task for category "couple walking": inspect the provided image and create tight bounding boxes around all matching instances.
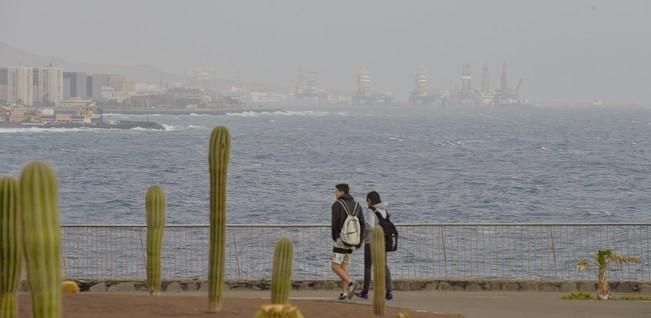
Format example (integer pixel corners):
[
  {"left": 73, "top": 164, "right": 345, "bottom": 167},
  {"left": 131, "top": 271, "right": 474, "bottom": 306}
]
[{"left": 330, "top": 183, "right": 393, "bottom": 301}]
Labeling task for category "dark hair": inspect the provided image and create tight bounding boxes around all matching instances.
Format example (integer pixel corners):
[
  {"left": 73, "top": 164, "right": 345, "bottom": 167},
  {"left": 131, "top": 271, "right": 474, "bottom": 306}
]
[
  {"left": 335, "top": 184, "right": 350, "bottom": 194},
  {"left": 366, "top": 191, "right": 382, "bottom": 207}
]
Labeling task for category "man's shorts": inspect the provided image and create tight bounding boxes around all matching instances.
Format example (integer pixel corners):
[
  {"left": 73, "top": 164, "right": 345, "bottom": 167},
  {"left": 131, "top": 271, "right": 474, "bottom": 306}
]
[{"left": 332, "top": 238, "right": 353, "bottom": 265}]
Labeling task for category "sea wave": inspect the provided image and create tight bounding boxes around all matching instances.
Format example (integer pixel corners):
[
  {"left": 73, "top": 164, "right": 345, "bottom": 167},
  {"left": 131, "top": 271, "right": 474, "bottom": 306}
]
[{"left": 226, "top": 110, "right": 346, "bottom": 117}]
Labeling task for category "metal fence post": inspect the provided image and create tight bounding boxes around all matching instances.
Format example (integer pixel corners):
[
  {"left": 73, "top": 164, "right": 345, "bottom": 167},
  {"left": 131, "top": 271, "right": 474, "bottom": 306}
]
[
  {"left": 548, "top": 227, "right": 558, "bottom": 279},
  {"left": 440, "top": 226, "right": 448, "bottom": 278}
]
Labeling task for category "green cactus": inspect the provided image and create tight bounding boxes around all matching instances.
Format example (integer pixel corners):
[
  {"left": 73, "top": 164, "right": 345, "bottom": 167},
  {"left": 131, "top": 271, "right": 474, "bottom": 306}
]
[
  {"left": 145, "top": 185, "right": 166, "bottom": 296},
  {"left": 254, "top": 304, "right": 304, "bottom": 318},
  {"left": 19, "top": 161, "right": 62, "bottom": 318},
  {"left": 372, "top": 226, "right": 386, "bottom": 318},
  {"left": 271, "top": 237, "right": 293, "bottom": 304},
  {"left": 0, "top": 177, "right": 21, "bottom": 318},
  {"left": 208, "top": 126, "right": 231, "bottom": 312}
]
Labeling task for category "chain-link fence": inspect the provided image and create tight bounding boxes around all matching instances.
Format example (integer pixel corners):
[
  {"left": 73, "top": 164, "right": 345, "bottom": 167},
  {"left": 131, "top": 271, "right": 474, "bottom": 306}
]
[{"left": 61, "top": 224, "right": 651, "bottom": 281}]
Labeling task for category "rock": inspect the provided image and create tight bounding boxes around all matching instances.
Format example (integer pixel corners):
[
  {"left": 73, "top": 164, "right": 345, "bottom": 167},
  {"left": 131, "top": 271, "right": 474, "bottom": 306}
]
[
  {"left": 410, "top": 280, "right": 429, "bottom": 290},
  {"left": 486, "top": 281, "right": 502, "bottom": 291},
  {"left": 613, "top": 282, "right": 635, "bottom": 293},
  {"left": 639, "top": 284, "right": 651, "bottom": 295},
  {"left": 108, "top": 282, "right": 136, "bottom": 292},
  {"left": 538, "top": 282, "right": 559, "bottom": 292},
  {"left": 559, "top": 282, "right": 576, "bottom": 292},
  {"left": 577, "top": 282, "right": 596, "bottom": 292},
  {"left": 165, "top": 282, "right": 183, "bottom": 293},
  {"left": 438, "top": 282, "right": 453, "bottom": 291},
  {"left": 393, "top": 281, "right": 407, "bottom": 290},
  {"left": 424, "top": 282, "right": 437, "bottom": 290},
  {"left": 451, "top": 281, "right": 466, "bottom": 291},
  {"left": 323, "top": 281, "right": 338, "bottom": 290},
  {"left": 520, "top": 281, "right": 538, "bottom": 292},
  {"left": 502, "top": 282, "right": 520, "bottom": 291},
  {"left": 198, "top": 282, "right": 208, "bottom": 292},
  {"left": 465, "top": 282, "right": 483, "bottom": 291},
  {"left": 89, "top": 283, "right": 107, "bottom": 292}
]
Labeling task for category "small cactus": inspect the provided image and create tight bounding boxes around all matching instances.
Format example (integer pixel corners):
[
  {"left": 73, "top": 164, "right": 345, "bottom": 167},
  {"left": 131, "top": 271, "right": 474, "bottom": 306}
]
[
  {"left": 0, "top": 177, "right": 21, "bottom": 318},
  {"left": 271, "top": 237, "right": 293, "bottom": 304},
  {"left": 254, "top": 304, "right": 304, "bottom": 318},
  {"left": 20, "top": 161, "right": 62, "bottom": 318},
  {"left": 145, "top": 185, "right": 166, "bottom": 296},
  {"left": 208, "top": 126, "right": 231, "bottom": 312},
  {"left": 372, "top": 226, "right": 386, "bottom": 318},
  {"left": 61, "top": 281, "right": 80, "bottom": 295}
]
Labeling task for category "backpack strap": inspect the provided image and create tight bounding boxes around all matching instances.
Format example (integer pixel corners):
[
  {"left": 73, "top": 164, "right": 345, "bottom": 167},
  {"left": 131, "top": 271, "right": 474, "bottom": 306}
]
[
  {"left": 374, "top": 210, "right": 389, "bottom": 220},
  {"left": 338, "top": 199, "right": 358, "bottom": 217}
]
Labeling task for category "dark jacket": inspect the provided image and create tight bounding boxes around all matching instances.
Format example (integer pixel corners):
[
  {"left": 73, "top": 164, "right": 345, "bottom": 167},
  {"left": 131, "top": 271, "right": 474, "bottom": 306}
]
[{"left": 331, "top": 193, "right": 365, "bottom": 248}]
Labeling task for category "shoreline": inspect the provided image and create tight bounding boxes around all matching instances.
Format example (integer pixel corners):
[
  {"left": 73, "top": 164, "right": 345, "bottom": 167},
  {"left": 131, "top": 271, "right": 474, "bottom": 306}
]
[{"left": 99, "top": 108, "right": 282, "bottom": 115}]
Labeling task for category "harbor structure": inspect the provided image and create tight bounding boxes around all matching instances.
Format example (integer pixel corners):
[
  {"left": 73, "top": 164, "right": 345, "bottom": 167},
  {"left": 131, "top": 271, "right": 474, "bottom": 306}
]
[
  {"left": 352, "top": 65, "right": 391, "bottom": 105},
  {"left": 408, "top": 66, "right": 438, "bottom": 105}
]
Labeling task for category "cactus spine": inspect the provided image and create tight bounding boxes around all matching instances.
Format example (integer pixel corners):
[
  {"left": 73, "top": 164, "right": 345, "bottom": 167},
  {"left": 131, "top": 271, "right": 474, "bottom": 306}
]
[
  {"left": 208, "top": 126, "right": 230, "bottom": 312},
  {"left": 0, "top": 178, "right": 21, "bottom": 318},
  {"left": 145, "top": 185, "right": 166, "bottom": 296},
  {"left": 254, "top": 304, "right": 304, "bottom": 318},
  {"left": 20, "top": 161, "right": 62, "bottom": 318},
  {"left": 371, "top": 226, "right": 386, "bottom": 318},
  {"left": 271, "top": 237, "right": 293, "bottom": 304}
]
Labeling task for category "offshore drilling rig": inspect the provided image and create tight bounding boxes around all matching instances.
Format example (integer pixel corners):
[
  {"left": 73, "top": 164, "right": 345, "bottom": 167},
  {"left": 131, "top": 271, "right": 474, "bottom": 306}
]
[
  {"left": 352, "top": 65, "right": 392, "bottom": 105},
  {"left": 408, "top": 66, "right": 438, "bottom": 105},
  {"left": 444, "top": 63, "right": 526, "bottom": 106}
]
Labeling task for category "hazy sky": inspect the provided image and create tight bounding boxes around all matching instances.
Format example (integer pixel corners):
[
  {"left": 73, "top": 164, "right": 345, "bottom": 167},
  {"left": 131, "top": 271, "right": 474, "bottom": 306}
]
[{"left": 1, "top": 0, "right": 650, "bottom": 103}]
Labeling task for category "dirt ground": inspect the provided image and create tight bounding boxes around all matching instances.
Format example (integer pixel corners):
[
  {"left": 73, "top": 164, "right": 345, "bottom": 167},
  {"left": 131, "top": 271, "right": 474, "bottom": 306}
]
[{"left": 17, "top": 294, "right": 461, "bottom": 318}]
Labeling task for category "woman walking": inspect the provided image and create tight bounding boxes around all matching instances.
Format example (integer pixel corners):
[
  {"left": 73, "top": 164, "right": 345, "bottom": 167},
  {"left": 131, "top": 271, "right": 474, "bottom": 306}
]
[{"left": 355, "top": 191, "right": 393, "bottom": 300}]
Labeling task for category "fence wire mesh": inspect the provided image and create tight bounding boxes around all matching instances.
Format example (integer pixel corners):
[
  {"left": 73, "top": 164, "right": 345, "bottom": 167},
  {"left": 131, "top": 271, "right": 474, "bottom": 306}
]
[{"left": 61, "top": 224, "right": 651, "bottom": 281}]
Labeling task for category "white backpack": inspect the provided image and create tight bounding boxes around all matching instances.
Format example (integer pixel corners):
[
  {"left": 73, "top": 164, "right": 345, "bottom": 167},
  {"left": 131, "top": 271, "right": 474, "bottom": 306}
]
[{"left": 338, "top": 200, "right": 361, "bottom": 246}]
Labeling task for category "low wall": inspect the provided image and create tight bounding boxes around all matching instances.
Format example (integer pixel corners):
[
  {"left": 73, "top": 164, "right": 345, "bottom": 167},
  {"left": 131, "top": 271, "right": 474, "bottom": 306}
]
[{"left": 19, "top": 279, "right": 651, "bottom": 294}]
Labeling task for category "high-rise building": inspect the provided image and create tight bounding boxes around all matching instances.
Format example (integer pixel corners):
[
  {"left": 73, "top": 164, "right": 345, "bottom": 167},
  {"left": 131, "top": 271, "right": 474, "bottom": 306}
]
[
  {"left": 33, "top": 66, "right": 64, "bottom": 106},
  {"left": 5, "top": 67, "right": 34, "bottom": 106},
  {"left": 0, "top": 67, "right": 8, "bottom": 104},
  {"left": 63, "top": 72, "right": 88, "bottom": 99}
]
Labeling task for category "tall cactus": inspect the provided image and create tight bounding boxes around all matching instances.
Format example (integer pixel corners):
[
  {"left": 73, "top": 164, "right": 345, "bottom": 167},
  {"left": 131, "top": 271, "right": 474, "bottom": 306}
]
[
  {"left": 208, "top": 126, "right": 231, "bottom": 312},
  {"left": 20, "top": 161, "right": 62, "bottom": 318},
  {"left": 145, "top": 185, "right": 166, "bottom": 296},
  {"left": 371, "top": 226, "right": 386, "bottom": 318},
  {"left": 0, "top": 178, "right": 21, "bottom": 318},
  {"left": 271, "top": 237, "right": 293, "bottom": 304}
]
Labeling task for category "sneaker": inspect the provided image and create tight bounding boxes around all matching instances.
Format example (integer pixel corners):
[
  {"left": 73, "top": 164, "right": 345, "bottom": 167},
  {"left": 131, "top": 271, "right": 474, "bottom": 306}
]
[
  {"left": 355, "top": 291, "right": 369, "bottom": 299},
  {"left": 338, "top": 293, "right": 348, "bottom": 300},
  {"left": 347, "top": 280, "right": 356, "bottom": 295},
  {"left": 385, "top": 291, "right": 393, "bottom": 300}
]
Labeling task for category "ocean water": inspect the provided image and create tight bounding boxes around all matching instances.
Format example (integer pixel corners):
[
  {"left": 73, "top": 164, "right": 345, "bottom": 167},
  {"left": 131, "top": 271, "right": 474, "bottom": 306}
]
[{"left": 2, "top": 105, "right": 651, "bottom": 224}]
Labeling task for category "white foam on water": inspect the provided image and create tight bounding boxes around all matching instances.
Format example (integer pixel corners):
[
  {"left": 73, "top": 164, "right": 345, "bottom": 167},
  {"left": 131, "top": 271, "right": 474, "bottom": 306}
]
[{"left": 226, "top": 110, "right": 340, "bottom": 117}]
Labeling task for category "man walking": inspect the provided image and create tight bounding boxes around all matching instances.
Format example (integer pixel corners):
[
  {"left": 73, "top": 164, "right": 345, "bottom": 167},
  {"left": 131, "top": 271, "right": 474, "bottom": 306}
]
[{"left": 330, "top": 183, "right": 365, "bottom": 300}]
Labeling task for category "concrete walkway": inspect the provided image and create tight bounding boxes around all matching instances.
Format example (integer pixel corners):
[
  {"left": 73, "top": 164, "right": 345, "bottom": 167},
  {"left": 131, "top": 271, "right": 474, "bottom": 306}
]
[{"left": 222, "top": 290, "right": 651, "bottom": 318}]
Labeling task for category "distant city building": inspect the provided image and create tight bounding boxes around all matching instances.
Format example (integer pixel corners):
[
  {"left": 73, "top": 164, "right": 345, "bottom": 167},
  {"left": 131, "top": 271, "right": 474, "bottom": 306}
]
[
  {"left": 0, "top": 67, "right": 7, "bottom": 104},
  {"left": 33, "top": 66, "right": 64, "bottom": 106},
  {"left": 86, "top": 74, "right": 110, "bottom": 100},
  {"left": 195, "top": 68, "right": 214, "bottom": 91},
  {"left": 63, "top": 72, "right": 88, "bottom": 99},
  {"left": 1, "top": 67, "right": 35, "bottom": 106}
]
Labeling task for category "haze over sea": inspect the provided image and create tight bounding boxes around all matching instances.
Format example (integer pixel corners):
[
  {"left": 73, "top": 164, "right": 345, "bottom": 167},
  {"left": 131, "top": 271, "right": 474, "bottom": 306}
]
[{"left": 1, "top": 105, "right": 650, "bottom": 224}]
